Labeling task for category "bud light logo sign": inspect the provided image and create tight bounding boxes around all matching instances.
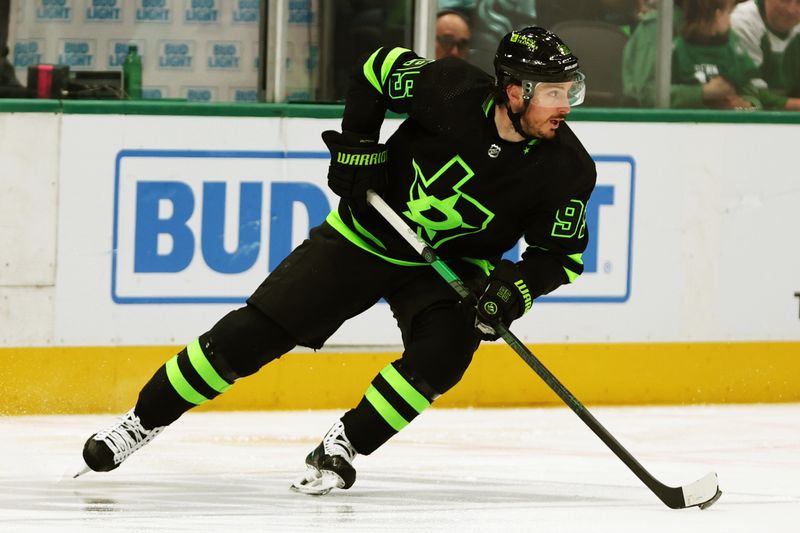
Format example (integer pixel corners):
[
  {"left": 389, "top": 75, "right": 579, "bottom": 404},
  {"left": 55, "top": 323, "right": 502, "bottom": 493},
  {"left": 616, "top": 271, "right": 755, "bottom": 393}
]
[
  {"left": 231, "top": 88, "right": 257, "bottom": 102},
  {"left": 233, "top": 0, "right": 259, "bottom": 23},
  {"left": 112, "top": 150, "right": 631, "bottom": 304},
  {"left": 13, "top": 40, "right": 45, "bottom": 68},
  {"left": 504, "top": 155, "right": 635, "bottom": 302},
  {"left": 85, "top": 0, "right": 122, "bottom": 21},
  {"left": 58, "top": 39, "right": 95, "bottom": 67},
  {"left": 207, "top": 42, "right": 241, "bottom": 70},
  {"left": 36, "top": 0, "right": 73, "bottom": 21},
  {"left": 108, "top": 40, "right": 144, "bottom": 69},
  {"left": 183, "top": 86, "right": 216, "bottom": 101},
  {"left": 158, "top": 40, "right": 194, "bottom": 69},
  {"left": 112, "top": 150, "right": 330, "bottom": 303},
  {"left": 142, "top": 86, "right": 168, "bottom": 99},
  {"left": 184, "top": 0, "right": 219, "bottom": 23},
  {"left": 288, "top": 0, "right": 313, "bottom": 24},
  {"left": 136, "top": 0, "right": 172, "bottom": 22}
]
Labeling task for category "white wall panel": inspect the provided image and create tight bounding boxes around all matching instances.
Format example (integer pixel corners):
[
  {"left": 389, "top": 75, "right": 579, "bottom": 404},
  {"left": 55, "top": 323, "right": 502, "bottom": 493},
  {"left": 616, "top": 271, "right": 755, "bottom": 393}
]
[
  {"left": 0, "top": 113, "right": 59, "bottom": 287},
  {"left": 2, "top": 113, "right": 798, "bottom": 346}
]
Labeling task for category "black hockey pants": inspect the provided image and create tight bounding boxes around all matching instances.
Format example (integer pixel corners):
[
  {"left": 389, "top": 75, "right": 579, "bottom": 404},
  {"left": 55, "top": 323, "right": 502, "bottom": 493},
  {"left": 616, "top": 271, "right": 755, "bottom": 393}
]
[{"left": 135, "top": 222, "right": 484, "bottom": 455}]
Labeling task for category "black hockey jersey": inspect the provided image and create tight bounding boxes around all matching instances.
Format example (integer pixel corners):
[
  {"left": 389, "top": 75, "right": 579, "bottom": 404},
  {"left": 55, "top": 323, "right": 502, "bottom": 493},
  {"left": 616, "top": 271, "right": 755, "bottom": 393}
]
[{"left": 326, "top": 47, "right": 597, "bottom": 301}]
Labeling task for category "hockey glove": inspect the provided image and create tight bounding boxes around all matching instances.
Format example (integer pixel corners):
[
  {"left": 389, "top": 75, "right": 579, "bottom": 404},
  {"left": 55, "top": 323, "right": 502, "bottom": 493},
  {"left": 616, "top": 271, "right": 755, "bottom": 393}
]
[
  {"left": 322, "top": 130, "right": 388, "bottom": 212},
  {"left": 475, "top": 260, "right": 532, "bottom": 341}
]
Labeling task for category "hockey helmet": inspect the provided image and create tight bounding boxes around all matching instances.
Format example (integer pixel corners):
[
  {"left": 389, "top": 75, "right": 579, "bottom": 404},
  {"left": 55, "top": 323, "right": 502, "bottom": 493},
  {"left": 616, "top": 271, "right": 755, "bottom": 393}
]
[{"left": 494, "top": 26, "right": 585, "bottom": 106}]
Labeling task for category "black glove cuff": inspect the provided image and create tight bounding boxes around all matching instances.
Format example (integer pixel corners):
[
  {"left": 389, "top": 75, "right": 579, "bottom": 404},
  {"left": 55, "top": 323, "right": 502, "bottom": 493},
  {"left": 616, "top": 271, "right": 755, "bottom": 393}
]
[
  {"left": 323, "top": 130, "right": 387, "bottom": 167},
  {"left": 489, "top": 260, "right": 532, "bottom": 316}
]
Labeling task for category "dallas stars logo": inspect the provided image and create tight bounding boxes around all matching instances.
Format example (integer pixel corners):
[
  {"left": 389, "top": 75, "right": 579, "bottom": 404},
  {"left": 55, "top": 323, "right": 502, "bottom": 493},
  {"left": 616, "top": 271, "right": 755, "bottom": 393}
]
[{"left": 402, "top": 156, "right": 494, "bottom": 248}]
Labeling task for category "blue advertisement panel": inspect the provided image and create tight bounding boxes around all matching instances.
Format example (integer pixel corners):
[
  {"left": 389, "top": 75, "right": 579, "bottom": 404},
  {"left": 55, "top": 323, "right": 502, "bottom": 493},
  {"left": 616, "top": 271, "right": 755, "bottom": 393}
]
[{"left": 112, "top": 149, "right": 634, "bottom": 305}]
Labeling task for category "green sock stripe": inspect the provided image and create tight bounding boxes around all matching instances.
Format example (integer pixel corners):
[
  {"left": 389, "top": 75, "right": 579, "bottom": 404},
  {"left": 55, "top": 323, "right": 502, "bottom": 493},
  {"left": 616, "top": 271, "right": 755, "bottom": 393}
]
[
  {"left": 166, "top": 356, "right": 208, "bottom": 405},
  {"left": 186, "top": 338, "right": 231, "bottom": 394},
  {"left": 365, "top": 385, "right": 408, "bottom": 432},
  {"left": 379, "top": 364, "right": 431, "bottom": 414}
]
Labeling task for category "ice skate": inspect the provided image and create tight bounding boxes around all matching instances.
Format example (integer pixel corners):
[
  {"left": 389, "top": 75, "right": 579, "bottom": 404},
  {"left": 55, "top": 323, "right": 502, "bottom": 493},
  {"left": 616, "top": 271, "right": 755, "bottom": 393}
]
[
  {"left": 291, "top": 420, "right": 357, "bottom": 495},
  {"left": 75, "top": 408, "right": 165, "bottom": 477}
]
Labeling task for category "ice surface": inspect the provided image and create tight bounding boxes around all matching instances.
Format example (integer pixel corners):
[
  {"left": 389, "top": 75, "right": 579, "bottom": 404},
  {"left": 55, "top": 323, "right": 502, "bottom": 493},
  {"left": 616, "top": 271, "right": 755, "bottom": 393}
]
[{"left": 1, "top": 404, "right": 798, "bottom": 532}]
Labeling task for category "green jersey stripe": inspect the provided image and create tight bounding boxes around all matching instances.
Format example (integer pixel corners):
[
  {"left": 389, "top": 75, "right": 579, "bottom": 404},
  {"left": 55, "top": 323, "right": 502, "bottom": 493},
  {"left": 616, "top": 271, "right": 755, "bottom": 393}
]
[{"left": 362, "top": 48, "right": 384, "bottom": 94}]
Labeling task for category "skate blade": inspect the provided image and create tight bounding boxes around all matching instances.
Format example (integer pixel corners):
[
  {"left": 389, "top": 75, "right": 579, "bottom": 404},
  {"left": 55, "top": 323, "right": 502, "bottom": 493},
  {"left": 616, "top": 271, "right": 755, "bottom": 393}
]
[
  {"left": 290, "top": 468, "right": 343, "bottom": 496},
  {"left": 72, "top": 464, "right": 91, "bottom": 479}
]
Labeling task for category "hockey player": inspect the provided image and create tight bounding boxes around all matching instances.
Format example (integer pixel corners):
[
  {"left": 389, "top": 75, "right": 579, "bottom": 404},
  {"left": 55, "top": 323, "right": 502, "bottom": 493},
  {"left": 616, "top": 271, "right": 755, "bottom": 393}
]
[{"left": 78, "top": 26, "right": 596, "bottom": 495}]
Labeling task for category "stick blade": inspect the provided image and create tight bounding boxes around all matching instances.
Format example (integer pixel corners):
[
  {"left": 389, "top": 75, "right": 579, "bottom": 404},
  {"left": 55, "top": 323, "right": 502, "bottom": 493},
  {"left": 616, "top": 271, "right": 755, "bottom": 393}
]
[{"left": 682, "top": 471, "right": 721, "bottom": 509}]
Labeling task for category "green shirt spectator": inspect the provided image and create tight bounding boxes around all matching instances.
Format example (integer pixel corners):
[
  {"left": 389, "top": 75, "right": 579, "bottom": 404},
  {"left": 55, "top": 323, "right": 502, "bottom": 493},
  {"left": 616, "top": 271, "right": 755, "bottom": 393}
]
[
  {"left": 783, "top": 33, "right": 800, "bottom": 94},
  {"left": 623, "top": 5, "right": 722, "bottom": 107},
  {"left": 0, "top": 45, "right": 22, "bottom": 89},
  {"left": 672, "top": 31, "right": 786, "bottom": 108},
  {"left": 731, "top": 0, "right": 800, "bottom": 94}
]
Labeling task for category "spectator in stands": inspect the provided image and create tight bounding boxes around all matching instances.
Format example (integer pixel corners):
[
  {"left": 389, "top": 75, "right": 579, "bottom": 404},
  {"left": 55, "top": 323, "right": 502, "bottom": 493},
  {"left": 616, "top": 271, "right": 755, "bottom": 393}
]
[
  {"left": 0, "top": 45, "right": 22, "bottom": 89},
  {"left": 435, "top": 9, "right": 471, "bottom": 59},
  {"left": 624, "top": 0, "right": 746, "bottom": 107},
  {"left": 731, "top": 0, "right": 800, "bottom": 97},
  {"left": 783, "top": 33, "right": 800, "bottom": 94},
  {"left": 673, "top": 0, "right": 800, "bottom": 109}
]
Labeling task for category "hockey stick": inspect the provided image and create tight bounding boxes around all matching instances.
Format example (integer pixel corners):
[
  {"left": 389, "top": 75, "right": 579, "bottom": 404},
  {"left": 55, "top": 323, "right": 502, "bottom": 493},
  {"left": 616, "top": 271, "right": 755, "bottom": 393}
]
[{"left": 366, "top": 190, "right": 722, "bottom": 510}]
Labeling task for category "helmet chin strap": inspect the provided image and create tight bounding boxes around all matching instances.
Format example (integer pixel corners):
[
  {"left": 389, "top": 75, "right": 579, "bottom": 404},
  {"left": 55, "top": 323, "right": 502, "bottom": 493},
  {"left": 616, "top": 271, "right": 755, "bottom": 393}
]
[{"left": 506, "top": 99, "right": 535, "bottom": 140}]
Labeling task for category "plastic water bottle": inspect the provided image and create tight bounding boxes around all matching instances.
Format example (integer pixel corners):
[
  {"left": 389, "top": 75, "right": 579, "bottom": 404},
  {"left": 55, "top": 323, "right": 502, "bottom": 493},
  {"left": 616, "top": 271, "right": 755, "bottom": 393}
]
[{"left": 123, "top": 42, "right": 142, "bottom": 99}]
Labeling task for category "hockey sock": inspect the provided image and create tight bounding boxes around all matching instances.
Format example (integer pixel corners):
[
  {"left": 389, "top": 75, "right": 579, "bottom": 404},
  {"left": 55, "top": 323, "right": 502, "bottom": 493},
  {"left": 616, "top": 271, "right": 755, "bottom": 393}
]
[
  {"left": 134, "top": 335, "right": 236, "bottom": 429},
  {"left": 341, "top": 362, "right": 437, "bottom": 454}
]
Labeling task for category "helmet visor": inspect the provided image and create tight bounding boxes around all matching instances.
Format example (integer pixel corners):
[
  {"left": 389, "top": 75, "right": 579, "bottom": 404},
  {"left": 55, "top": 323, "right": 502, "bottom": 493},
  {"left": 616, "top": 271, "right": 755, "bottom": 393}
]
[{"left": 529, "top": 71, "right": 586, "bottom": 107}]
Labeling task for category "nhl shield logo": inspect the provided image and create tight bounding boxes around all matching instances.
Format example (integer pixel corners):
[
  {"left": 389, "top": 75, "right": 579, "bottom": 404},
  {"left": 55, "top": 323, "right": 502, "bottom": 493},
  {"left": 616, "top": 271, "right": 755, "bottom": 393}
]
[{"left": 488, "top": 144, "right": 501, "bottom": 158}]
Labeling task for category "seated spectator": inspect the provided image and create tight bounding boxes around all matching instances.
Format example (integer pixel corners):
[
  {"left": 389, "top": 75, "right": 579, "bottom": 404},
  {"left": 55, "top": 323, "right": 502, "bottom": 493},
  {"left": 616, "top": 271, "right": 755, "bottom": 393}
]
[
  {"left": 673, "top": 0, "right": 800, "bottom": 109},
  {"left": 783, "top": 33, "right": 800, "bottom": 95},
  {"left": 624, "top": 0, "right": 756, "bottom": 108},
  {"left": 731, "top": 0, "right": 800, "bottom": 96},
  {"left": 0, "top": 45, "right": 22, "bottom": 88},
  {"left": 435, "top": 9, "right": 471, "bottom": 59}
]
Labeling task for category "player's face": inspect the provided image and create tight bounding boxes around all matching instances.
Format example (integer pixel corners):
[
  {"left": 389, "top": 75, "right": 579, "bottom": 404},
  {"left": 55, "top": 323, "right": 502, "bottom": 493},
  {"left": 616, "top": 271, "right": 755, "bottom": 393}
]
[{"left": 520, "top": 83, "right": 573, "bottom": 140}]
